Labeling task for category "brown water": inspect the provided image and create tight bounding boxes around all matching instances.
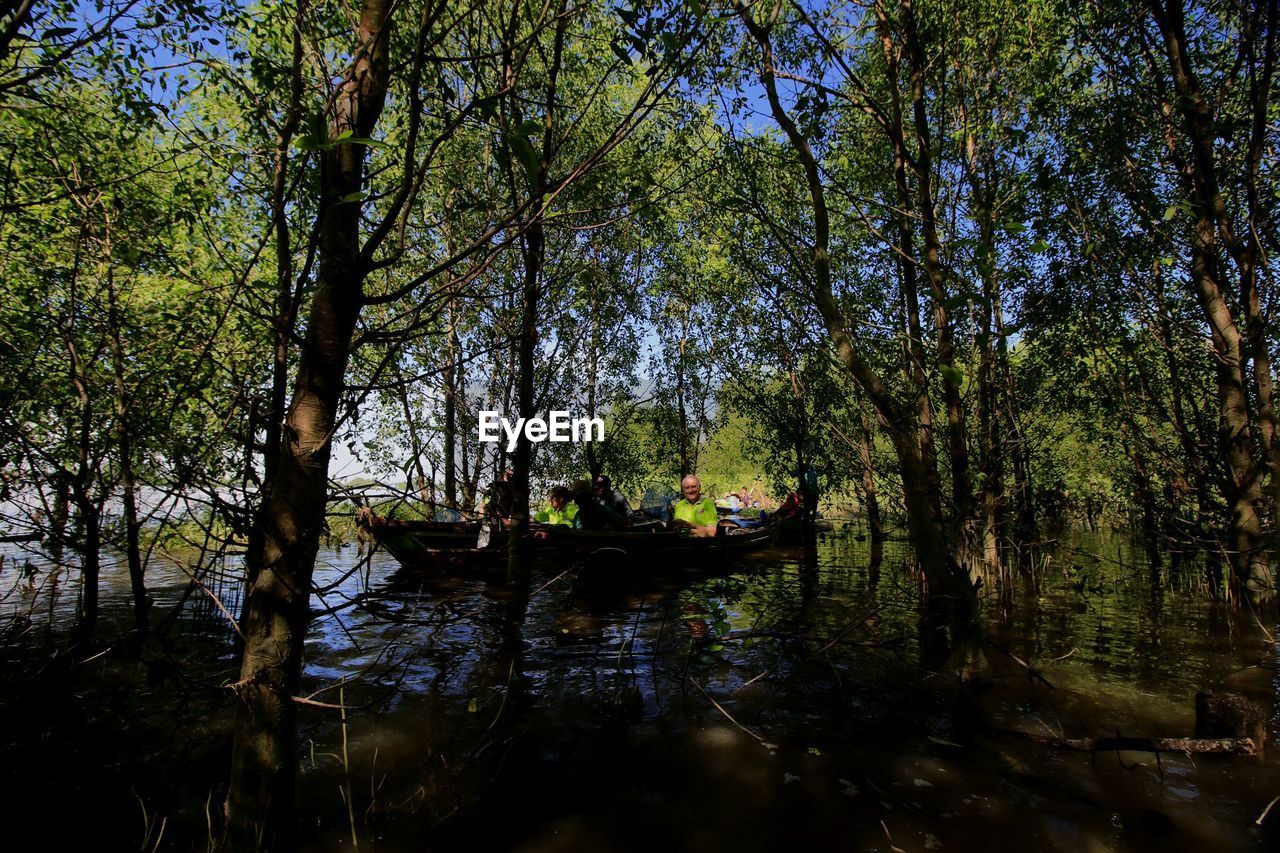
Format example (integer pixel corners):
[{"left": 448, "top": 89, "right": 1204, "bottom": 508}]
[{"left": 0, "top": 525, "right": 1276, "bottom": 851}]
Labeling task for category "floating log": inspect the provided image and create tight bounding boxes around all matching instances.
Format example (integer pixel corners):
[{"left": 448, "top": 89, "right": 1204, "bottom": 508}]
[{"left": 1000, "top": 729, "right": 1259, "bottom": 756}]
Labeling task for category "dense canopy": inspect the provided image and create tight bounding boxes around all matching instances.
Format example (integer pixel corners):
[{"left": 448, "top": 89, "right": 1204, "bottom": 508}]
[{"left": 0, "top": 0, "right": 1276, "bottom": 848}]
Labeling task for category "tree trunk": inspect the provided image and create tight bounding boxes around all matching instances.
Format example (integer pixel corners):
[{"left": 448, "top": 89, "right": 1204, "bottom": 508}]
[
  {"left": 243, "top": 1, "right": 307, "bottom": 637},
  {"left": 585, "top": 305, "right": 602, "bottom": 480},
  {"left": 1242, "top": 0, "right": 1279, "bottom": 536},
  {"left": 66, "top": 322, "right": 99, "bottom": 645},
  {"left": 74, "top": 494, "right": 101, "bottom": 646},
  {"left": 876, "top": 3, "right": 943, "bottom": 522},
  {"left": 900, "top": 0, "right": 971, "bottom": 521},
  {"left": 508, "top": 221, "right": 539, "bottom": 577},
  {"left": 107, "top": 272, "right": 148, "bottom": 637},
  {"left": 858, "top": 411, "right": 883, "bottom": 540},
  {"left": 506, "top": 0, "right": 567, "bottom": 581},
  {"left": 224, "top": 2, "right": 392, "bottom": 846},
  {"left": 443, "top": 301, "right": 458, "bottom": 508},
  {"left": 676, "top": 309, "right": 691, "bottom": 478},
  {"left": 735, "top": 2, "right": 975, "bottom": 631},
  {"left": 1149, "top": 0, "right": 1273, "bottom": 603}
]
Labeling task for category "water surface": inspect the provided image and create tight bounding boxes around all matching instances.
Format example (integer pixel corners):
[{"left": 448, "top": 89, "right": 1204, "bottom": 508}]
[{"left": 0, "top": 526, "right": 1276, "bottom": 850}]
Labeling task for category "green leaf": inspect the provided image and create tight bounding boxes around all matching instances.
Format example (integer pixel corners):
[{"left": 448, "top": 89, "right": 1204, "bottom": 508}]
[
  {"left": 611, "top": 41, "right": 633, "bottom": 65},
  {"left": 340, "top": 191, "right": 365, "bottom": 203},
  {"left": 706, "top": 643, "right": 724, "bottom": 652},
  {"left": 1030, "top": 239, "right": 1051, "bottom": 253},
  {"left": 1163, "top": 205, "right": 1178, "bottom": 221},
  {"left": 467, "top": 697, "right": 478, "bottom": 713},
  {"left": 507, "top": 133, "right": 540, "bottom": 181},
  {"left": 940, "top": 365, "right": 965, "bottom": 386},
  {"left": 1002, "top": 221, "right": 1026, "bottom": 233},
  {"left": 515, "top": 118, "right": 543, "bottom": 137}
]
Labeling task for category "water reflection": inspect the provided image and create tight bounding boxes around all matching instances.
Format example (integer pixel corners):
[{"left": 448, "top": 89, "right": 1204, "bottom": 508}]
[{"left": 1, "top": 527, "right": 1277, "bottom": 850}]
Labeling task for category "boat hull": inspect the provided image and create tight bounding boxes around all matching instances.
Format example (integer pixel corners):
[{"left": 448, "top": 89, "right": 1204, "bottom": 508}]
[{"left": 361, "top": 514, "right": 773, "bottom": 575}]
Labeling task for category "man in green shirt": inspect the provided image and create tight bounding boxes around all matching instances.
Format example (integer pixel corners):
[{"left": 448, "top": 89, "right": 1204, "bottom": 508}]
[
  {"left": 672, "top": 474, "right": 718, "bottom": 537},
  {"left": 533, "top": 486, "right": 578, "bottom": 527}
]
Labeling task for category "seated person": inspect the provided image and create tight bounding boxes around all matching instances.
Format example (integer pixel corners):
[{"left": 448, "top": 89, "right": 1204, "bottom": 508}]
[
  {"left": 533, "top": 486, "right": 578, "bottom": 527},
  {"left": 594, "top": 475, "right": 632, "bottom": 516},
  {"left": 570, "top": 480, "right": 627, "bottom": 530},
  {"left": 484, "top": 469, "right": 513, "bottom": 528},
  {"left": 671, "top": 474, "right": 719, "bottom": 537},
  {"left": 776, "top": 490, "right": 804, "bottom": 518}
]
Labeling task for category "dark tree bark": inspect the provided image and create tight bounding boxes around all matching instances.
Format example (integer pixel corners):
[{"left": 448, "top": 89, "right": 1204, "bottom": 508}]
[
  {"left": 242, "top": 0, "right": 309, "bottom": 638},
  {"left": 676, "top": 306, "right": 692, "bottom": 478},
  {"left": 898, "top": 0, "right": 971, "bottom": 521},
  {"left": 503, "top": 0, "right": 568, "bottom": 579},
  {"left": 443, "top": 301, "right": 459, "bottom": 508},
  {"left": 875, "top": 3, "right": 944, "bottom": 522},
  {"left": 224, "top": 2, "right": 393, "bottom": 846},
  {"left": 107, "top": 269, "right": 148, "bottom": 637},
  {"left": 1147, "top": 0, "right": 1275, "bottom": 603},
  {"left": 65, "top": 275, "right": 101, "bottom": 645},
  {"left": 858, "top": 411, "right": 884, "bottom": 541}
]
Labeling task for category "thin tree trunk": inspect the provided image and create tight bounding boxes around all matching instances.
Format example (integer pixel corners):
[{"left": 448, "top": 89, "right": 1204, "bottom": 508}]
[
  {"left": 967, "top": 149, "right": 1003, "bottom": 575},
  {"left": 506, "top": 0, "right": 567, "bottom": 580},
  {"left": 443, "top": 301, "right": 458, "bottom": 508},
  {"left": 68, "top": 340, "right": 100, "bottom": 645},
  {"left": 585, "top": 304, "right": 602, "bottom": 480},
  {"left": 676, "top": 308, "right": 691, "bottom": 478},
  {"left": 899, "top": 0, "right": 971, "bottom": 520},
  {"left": 1242, "top": 0, "right": 1279, "bottom": 534},
  {"left": 859, "top": 411, "right": 884, "bottom": 541},
  {"left": 875, "top": 3, "right": 943, "bottom": 522},
  {"left": 735, "top": 1, "right": 975, "bottom": 631},
  {"left": 107, "top": 269, "right": 147, "bottom": 637}
]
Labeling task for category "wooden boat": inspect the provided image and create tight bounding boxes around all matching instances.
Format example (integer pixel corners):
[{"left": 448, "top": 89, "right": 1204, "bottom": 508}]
[
  {"left": 541, "top": 523, "right": 774, "bottom": 560},
  {"left": 358, "top": 515, "right": 485, "bottom": 565},
  {"left": 771, "top": 515, "right": 834, "bottom": 544},
  {"left": 360, "top": 512, "right": 773, "bottom": 571}
]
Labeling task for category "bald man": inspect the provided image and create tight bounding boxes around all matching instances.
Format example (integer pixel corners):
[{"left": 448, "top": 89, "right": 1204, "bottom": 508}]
[{"left": 672, "top": 475, "right": 719, "bottom": 537}]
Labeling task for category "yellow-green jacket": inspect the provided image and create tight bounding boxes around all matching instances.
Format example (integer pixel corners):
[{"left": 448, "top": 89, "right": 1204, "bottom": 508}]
[
  {"left": 534, "top": 503, "right": 578, "bottom": 526},
  {"left": 673, "top": 497, "right": 717, "bottom": 528}
]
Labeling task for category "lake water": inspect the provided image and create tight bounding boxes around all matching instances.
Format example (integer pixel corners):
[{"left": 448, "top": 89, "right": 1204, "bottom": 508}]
[{"left": 0, "top": 524, "right": 1276, "bottom": 850}]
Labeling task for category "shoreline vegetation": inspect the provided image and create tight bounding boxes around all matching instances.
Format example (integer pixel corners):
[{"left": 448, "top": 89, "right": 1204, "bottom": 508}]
[{"left": 0, "top": 0, "right": 1277, "bottom": 848}]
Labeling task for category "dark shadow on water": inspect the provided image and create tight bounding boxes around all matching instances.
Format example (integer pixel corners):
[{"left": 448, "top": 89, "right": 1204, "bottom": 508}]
[{"left": 0, "top": 530, "right": 1277, "bottom": 850}]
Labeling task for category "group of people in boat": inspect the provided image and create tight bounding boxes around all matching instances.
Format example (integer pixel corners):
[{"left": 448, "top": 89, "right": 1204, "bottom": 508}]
[
  {"left": 489, "top": 472, "right": 731, "bottom": 538},
  {"left": 716, "top": 487, "right": 763, "bottom": 513}
]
